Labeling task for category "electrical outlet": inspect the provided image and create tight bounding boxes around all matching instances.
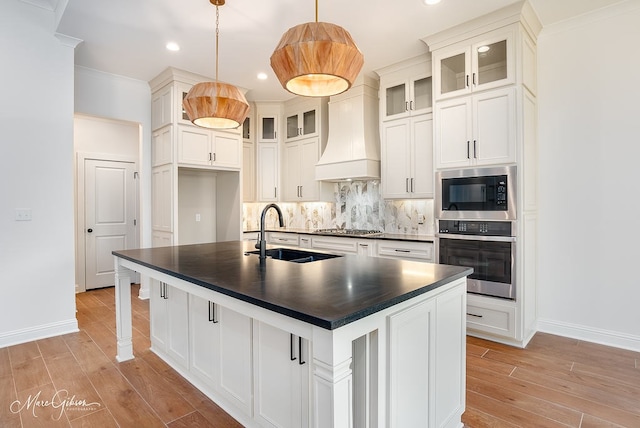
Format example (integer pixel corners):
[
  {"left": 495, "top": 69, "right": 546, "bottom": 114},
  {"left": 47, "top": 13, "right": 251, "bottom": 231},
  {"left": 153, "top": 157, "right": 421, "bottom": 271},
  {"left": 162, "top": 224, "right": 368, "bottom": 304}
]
[
  {"left": 195, "top": 213, "right": 201, "bottom": 222},
  {"left": 15, "top": 208, "right": 32, "bottom": 221},
  {"left": 418, "top": 214, "right": 425, "bottom": 224}
]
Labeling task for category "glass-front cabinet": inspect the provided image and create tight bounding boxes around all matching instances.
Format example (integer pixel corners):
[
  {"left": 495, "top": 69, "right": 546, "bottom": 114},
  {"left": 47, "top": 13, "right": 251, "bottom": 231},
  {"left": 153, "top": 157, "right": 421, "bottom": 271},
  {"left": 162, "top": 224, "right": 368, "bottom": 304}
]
[
  {"left": 258, "top": 115, "right": 278, "bottom": 142},
  {"left": 433, "top": 27, "right": 515, "bottom": 100},
  {"left": 283, "top": 97, "right": 327, "bottom": 142},
  {"left": 286, "top": 109, "right": 316, "bottom": 140},
  {"left": 383, "top": 75, "right": 432, "bottom": 120}
]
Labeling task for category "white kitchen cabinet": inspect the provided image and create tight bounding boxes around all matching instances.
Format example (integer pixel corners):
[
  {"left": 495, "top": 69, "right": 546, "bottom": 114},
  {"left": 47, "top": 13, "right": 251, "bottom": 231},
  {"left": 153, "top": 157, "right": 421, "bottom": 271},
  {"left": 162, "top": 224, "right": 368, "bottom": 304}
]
[
  {"left": 284, "top": 97, "right": 328, "bottom": 142},
  {"left": 177, "top": 125, "right": 241, "bottom": 170},
  {"left": 388, "top": 280, "right": 465, "bottom": 428},
  {"left": 311, "top": 236, "right": 359, "bottom": 254},
  {"left": 151, "top": 84, "right": 172, "bottom": 131},
  {"left": 258, "top": 114, "right": 278, "bottom": 143},
  {"left": 381, "top": 113, "right": 433, "bottom": 199},
  {"left": 190, "top": 294, "right": 253, "bottom": 415},
  {"left": 283, "top": 137, "right": 333, "bottom": 202},
  {"left": 267, "top": 232, "right": 299, "bottom": 247},
  {"left": 432, "top": 27, "right": 515, "bottom": 101},
  {"left": 149, "top": 279, "right": 190, "bottom": 370},
  {"left": 243, "top": 142, "right": 255, "bottom": 202},
  {"left": 434, "top": 87, "right": 515, "bottom": 169},
  {"left": 152, "top": 126, "right": 172, "bottom": 166},
  {"left": 151, "top": 164, "right": 173, "bottom": 233},
  {"left": 257, "top": 143, "right": 279, "bottom": 202},
  {"left": 298, "top": 234, "right": 312, "bottom": 248},
  {"left": 253, "top": 321, "right": 309, "bottom": 428},
  {"left": 377, "top": 56, "right": 432, "bottom": 122},
  {"left": 377, "top": 240, "right": 434, "bottom": 262},
  {"left": 466, "top": 293, "right": 517, "bottom": 339}
]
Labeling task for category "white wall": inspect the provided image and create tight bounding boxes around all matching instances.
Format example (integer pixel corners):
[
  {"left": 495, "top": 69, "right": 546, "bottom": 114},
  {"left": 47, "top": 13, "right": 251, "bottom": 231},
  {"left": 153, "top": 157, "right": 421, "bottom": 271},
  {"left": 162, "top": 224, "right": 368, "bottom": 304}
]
[
  {"left": 536, "top": 1, "right": 640, "bottom": 350},
  {"left": 0, "top": 1, "right": 78, "bottom": 346}
]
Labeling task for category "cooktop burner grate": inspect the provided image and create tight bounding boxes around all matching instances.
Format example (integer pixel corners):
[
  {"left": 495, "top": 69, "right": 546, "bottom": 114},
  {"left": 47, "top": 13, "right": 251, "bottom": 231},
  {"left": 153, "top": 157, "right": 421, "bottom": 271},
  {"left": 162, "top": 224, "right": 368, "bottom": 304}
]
[{"left": 314, "top": 228, "right": 383, "bottom": 236}]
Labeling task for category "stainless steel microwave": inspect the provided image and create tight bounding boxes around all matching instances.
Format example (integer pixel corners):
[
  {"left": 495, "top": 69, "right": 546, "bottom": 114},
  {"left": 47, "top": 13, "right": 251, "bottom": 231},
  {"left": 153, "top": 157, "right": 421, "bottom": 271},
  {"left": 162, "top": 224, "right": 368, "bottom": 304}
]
[{"left": 435, "top": 166, "right": 516, "bottom": 220}]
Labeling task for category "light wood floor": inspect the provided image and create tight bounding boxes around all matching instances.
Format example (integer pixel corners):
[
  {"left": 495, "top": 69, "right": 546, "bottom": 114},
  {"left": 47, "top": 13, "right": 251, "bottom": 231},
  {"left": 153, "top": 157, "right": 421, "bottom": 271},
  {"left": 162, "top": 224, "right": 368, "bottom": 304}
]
[{"left": 1, "top": 285, "right": 639, "bottom": 427}]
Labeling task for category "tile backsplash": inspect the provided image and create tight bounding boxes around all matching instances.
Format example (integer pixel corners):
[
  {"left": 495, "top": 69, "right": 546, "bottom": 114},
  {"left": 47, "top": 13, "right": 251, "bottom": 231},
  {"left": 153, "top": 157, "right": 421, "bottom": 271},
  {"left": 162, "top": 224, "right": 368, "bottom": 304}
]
[{"left": 243, "top": 181, "right": 434, "bottom": 236}]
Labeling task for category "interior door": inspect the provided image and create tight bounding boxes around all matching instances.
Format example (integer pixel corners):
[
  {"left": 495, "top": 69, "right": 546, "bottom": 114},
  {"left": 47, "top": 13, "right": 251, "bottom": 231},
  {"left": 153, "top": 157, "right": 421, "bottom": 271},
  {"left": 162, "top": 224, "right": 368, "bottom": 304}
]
[{"left": 85, "top": 159, "right": 136, "bottom": 289}]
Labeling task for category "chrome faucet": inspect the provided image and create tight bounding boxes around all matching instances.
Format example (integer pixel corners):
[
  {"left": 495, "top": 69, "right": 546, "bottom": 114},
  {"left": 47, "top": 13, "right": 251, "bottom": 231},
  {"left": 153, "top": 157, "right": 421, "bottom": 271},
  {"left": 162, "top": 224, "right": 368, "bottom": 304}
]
[{"left": 256, "top": 203, "right": 284, "bottom": 260}]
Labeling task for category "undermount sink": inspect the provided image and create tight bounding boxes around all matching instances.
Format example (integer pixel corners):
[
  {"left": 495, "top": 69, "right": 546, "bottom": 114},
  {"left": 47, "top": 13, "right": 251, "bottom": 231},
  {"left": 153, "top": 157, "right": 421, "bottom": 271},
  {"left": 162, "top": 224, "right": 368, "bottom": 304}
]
[{"left": 245, "top": 248, "right": 343, "bottom": 263}]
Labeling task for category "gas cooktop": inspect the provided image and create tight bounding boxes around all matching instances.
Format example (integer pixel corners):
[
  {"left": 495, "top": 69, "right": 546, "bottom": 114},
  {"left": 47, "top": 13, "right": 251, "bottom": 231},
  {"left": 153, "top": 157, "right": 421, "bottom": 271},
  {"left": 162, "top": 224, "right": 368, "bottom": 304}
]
[{"left": 314, "top": 228, "right": 384, "bottom": 237}]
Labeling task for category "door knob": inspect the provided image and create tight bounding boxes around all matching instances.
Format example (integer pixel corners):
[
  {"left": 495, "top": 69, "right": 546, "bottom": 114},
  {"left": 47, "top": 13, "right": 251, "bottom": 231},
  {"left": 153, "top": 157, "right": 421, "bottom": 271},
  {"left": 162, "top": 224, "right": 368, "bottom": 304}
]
[{"left": 87, "top": 228, "right": 93, "bottom": 233}]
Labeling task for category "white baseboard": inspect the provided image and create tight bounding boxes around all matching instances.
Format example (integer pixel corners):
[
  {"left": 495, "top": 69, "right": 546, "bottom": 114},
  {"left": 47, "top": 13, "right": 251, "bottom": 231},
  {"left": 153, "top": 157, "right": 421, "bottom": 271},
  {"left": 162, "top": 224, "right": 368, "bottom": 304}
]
[
  {"left": 0, "top": 319, "right": 79, "bottom": 348},
  {"left": 537, "top": 318, "right": 640, "bottom": 352}
]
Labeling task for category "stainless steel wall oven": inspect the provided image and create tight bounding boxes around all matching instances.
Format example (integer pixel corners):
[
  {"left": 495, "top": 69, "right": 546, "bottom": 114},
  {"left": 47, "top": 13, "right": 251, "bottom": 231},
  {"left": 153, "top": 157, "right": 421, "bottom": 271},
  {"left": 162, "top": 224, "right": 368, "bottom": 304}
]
[{"left": 438, "top": 220, "right": 515, "bottom": 300}]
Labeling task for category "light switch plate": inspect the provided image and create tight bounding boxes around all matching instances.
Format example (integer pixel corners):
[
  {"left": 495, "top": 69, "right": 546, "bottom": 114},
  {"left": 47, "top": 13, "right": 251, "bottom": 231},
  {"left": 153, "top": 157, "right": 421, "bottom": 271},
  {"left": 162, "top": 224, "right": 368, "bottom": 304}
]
[{"left": 15, "top": 208, "right": 32, "bottom": 221}]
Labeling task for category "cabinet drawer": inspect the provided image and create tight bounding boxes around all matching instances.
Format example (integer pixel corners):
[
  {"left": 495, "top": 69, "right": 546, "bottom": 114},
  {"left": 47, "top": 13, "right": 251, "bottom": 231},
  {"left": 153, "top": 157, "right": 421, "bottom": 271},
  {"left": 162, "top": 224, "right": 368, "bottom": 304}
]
[
  {"left": 466, "top": 298, "right": 516, "bottom": 339},
  {"left": 377, "top": 240, "right": 433, "bottom": 261},
  {"left": 311, "top": 236, "right": 358, "bottom": 254},
  {"left": 268, "top": 232, "right": 299, "bottom": 247}
]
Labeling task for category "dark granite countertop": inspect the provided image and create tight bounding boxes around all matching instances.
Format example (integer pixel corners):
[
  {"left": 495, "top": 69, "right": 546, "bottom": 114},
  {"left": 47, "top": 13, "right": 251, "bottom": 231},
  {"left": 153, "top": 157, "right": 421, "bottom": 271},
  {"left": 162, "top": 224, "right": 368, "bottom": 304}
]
[
  {"left": 114, "top": 241, "right": 470, "bottom": 330},
  {"left": 244, "top": 228, "right": 435, "bottom": 243}
]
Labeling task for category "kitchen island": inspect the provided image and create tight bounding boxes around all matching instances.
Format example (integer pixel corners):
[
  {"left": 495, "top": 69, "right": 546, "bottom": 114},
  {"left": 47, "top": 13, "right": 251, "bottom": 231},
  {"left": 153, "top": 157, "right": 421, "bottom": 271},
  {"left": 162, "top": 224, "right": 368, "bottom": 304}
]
[{"left": 113, "top": 241, "right": 471, "bottom": 428}]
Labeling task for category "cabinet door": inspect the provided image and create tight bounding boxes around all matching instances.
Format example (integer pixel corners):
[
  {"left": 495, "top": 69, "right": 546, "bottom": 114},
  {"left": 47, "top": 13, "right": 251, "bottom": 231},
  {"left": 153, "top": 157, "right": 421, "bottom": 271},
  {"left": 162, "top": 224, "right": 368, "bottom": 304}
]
[
  {"left": 257, "top": 143, "right": 279, "bottom": 201},
  {"left": 388, "top": 299, "right": 436, "bottom": 427},
  {"left": 258, "top": 115, "right": 278, "bottom": 142},
  {"left": 253, "top": 321, "right": 307, "bottom": 428},
  {"left": 471, "top": 28, "right": 515, "bottom": 93},
  {"left": 190, "top": 295, "right": 218, "bottom": 386},
  {"left": 149, "top": 280, "right": 168, "bottom": 351},
  {"left": 411, "top": 75, "right": 433, "bottom": 115},
  {"left": 434, "top": 97, "right": 472, "bottom": 169},
  {"left": 299, "top": 138, "right": 320, "bottom": 201},
  {"left": 381, "top": 119, "right": 411, "bottom": 198},
  {"left": 410, "top": 115, "right": 434, "bottom": 198},
  {"left": 286, "top": 108, "right": 318, "bottom": 141},
  {"left": 152, "top": 85, "right": 172, "bottom": 131},
  {"left": 152, "top": 126, "right": 172, "bottom": 166},
  {"left": 473, "top": 87, "right": 516, "bottom": 166},
  {"left": 283, "top": 142, "right": 301, "bottom": 201},
  {"left": 152, "top": 165, "right": 173, "bottom": 232},
  {"left": 165, "top": 284, "right": 190, "bottom": 369},
  {"left": 433, "top": 46, "right": 471, "bottom": 100},
  {"left": 382, "top": 79, "right": 409, "bottom": 121},
  {"left": 243, "top": 142, "right": 255, "bottom": 202},
  {"left": 178, "top": 126, "right": 211, "bottom": 166},
  {"left": 217, "top": 305, "right": 253, "bottom": 414},
  {"left": 212, "top": 132, "right": 241, "bottom": 169}
]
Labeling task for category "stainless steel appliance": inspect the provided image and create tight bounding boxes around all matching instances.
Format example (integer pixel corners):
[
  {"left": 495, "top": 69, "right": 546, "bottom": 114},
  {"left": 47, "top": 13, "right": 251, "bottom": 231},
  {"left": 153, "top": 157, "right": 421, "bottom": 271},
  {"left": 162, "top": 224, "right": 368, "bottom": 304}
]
[
  {"left": 436, "top": 166, "right": 516, "bottom": 220},
  {"left": 438, "top": 219, "right": 515, "bottom": 300}
]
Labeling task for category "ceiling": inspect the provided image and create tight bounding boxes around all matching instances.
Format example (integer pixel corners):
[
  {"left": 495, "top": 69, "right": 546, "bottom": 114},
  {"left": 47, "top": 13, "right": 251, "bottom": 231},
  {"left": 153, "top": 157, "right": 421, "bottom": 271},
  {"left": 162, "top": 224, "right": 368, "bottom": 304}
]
[{"left": 53, "top": 0, "right": 623, "bottom": 101}]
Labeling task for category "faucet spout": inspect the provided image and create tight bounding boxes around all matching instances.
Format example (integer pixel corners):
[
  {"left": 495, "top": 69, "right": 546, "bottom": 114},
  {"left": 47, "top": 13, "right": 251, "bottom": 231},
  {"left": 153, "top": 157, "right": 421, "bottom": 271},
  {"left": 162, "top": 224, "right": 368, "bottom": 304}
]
[{"left": 256, "top": 203, "right": 284, "bottom": 260}]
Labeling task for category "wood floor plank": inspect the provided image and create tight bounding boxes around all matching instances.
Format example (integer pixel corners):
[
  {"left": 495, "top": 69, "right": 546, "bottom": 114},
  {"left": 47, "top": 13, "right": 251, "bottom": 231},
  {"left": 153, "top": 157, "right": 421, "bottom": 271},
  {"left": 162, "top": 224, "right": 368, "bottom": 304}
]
[
  {"left": 466, "top": 374, "right": 583, "bottom": 427},
  {"left": 11, "top": 356, "right": 51, "bottom": 393},
  {"left": 0, "top": 346, "right": 12, "bottom": 378},
  {"left": 462, "top": 406, "right": 519, "bottom": 428},
  {"left": 467, "top": 342, "right": 489, "bottom": 357},
  {"left": 195, "top": 399, "right": 244, "bottom": 428},
  {"left": 69, "top": 409, "right": 118, "bottom": 428},
  {"left": 63, "top": 331, "right": 112, "bottom": 374},
  {"left": 117, "top": 357, "right": 195, "bottom": 423},
  {"left": 467, "top": 353, "right": 515, "bottom": 376},
  {"left": 466, "top": 389, "right": 569, "bottom": 428},
  {"left": 13, "top": 383, "right": 71, "bottom": 427},
  {"left": 580, "top": 413, "right": 627, "bottom": 428},
  {"left": 483, "top": 347, "right": 574, "bottom": 374},
  {"left": 8, "top": 342, "right": 41, "bottom": 365},
  {"left": 86, "top": 364, "right": 164, "bottom": 428},
  {"left": 37, "top": 336, "right": 70, "bottom": 359},
  {"left": 0, "top": 374, "right": 21, "bottom": 428},
  {"left": 167, "top": 410, "right": 217, "bottom": 428},
  {"left": 572, "top": 360, "right": 640, "bottom": 390}
]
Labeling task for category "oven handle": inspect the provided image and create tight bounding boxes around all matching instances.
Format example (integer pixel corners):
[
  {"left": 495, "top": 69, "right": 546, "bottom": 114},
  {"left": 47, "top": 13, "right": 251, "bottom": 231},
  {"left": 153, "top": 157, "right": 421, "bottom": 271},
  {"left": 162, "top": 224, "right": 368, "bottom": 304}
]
[{"left": 437, "top": 234, "right": 516, "bottom": 243}]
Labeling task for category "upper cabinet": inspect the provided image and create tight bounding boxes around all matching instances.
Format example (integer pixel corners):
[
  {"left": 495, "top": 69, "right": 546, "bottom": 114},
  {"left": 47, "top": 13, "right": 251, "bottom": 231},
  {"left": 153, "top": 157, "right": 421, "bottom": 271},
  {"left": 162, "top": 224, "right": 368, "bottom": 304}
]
[
  {"left": 258, "top": 114, "right": 278, "bottom": 143},
  {"left": 377, "top": 56, "right": 432, "bottom": 121},
  {"left": 177, "top": 125, "right": 241, "bottom": 169},
  {"left": 432, "top": 27, "right": 515, "bottom": 101},
  {"left": 284, "top": 97, "right": 328, "bottom": 142}
]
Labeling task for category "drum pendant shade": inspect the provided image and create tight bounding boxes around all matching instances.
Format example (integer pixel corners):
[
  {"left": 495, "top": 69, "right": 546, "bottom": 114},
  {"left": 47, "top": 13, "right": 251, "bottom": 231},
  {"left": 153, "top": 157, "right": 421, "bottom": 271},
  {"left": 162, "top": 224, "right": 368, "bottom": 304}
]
[{"left": 270, "top": 21, "right": 364, "bottom": 97}]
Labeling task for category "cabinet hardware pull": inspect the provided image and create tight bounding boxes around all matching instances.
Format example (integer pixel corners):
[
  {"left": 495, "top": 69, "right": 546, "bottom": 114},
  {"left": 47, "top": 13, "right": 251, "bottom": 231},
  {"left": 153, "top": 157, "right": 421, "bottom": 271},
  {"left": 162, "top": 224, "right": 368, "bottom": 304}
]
[
  {"left": 467, "top": 141, "right": 470, "bottom": 159},
  {"left": 208, "top": 301, "right": 214, "bottom": 322},
  {"left": 298, "top": 336, "right": 305, "bottom": 365},
  {"left": 274, "top": 187, "right": 277, "bottom": 198},
  {"left": 472, "top": 72, "right": 476, "bottom": 86},
  {"left": 274, "top": 131, "right": 277, "bottom": 139},
  {"left": 299, "top": 186, "right": 303, "bottom": 198},
  {"left": 209, "top": 153, "right": 212, "bottom": 161},
  {"left": 467, "top": 313, "right": 483, "bottom": 318},
  {"left": 213, "top": 153, "right": 216, "bottom": 162},
  {"left": 212, "top": 302, "right": 219, "bottom": 323},
  {"left": 159, "top": 282, "right": 165, "bottom": 298},
  {"left": 410, "top": 178, "right": 415, "bottom": 193},
  {"left": 394, "top": 249, "right": 411, "bottom": 253},
  {"left": 290, "top": 334, "right": 297, "bottom": 361},
  {"left": 466, "top": 74, "right": 469, "bottom": 88},
  {"left": 405, "top": 101, "right": 409, "bottom": 112},
  {"left": 473, "top": 140, "right": 477, "bottom": 158},
  {"left": 164, "top": 283, "right": 168, "bottom": 299},
  {"left": 405, "top": 178, "right": 409, "bottom": 193},
  {"left": 409, "top": 100, "right": 414, "bottom": 111}
]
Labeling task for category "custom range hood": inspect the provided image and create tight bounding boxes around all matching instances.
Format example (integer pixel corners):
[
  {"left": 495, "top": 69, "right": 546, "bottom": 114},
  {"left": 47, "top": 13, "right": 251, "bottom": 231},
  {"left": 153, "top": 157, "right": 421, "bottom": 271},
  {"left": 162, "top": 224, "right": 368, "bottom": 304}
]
[{"left": 315, "top": 75, "right": 381, "bottom": 182}]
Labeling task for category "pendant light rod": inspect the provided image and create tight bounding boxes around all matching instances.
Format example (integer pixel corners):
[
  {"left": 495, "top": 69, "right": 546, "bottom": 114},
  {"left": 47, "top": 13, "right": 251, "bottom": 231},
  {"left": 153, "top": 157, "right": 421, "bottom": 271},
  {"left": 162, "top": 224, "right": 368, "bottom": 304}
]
[
  {"left": 215, "top": 4, "right": 219, "bottom": 82},
  {"left": 315, "top": 0, "right": 318, "bottom": 22}
]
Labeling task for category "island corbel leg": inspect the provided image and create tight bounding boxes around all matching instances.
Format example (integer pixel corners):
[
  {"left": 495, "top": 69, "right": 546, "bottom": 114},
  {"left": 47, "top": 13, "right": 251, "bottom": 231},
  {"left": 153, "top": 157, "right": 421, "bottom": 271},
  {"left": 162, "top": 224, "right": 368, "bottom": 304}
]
[
  {"left": 114, "top": 258, "right": 134, "bottom": 362},
  {"left": 312, "top": 327, "right": 354, "bottom": 428}
]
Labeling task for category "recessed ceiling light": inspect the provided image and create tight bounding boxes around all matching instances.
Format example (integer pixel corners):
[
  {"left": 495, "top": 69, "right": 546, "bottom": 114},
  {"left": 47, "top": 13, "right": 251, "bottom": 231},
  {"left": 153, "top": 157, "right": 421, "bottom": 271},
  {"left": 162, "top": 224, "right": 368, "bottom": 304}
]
[
  {"left": 257, "top": 72, "right": 268, "bottom": 80},
  {"left": 477, "top": 45, "right": 490, "bottom": 53},
  {"left": 423, "top": 0, "right": 441, "bottom": 5},
  {"left": 166, "top": 42, "right": 180, "bottom": 52}
]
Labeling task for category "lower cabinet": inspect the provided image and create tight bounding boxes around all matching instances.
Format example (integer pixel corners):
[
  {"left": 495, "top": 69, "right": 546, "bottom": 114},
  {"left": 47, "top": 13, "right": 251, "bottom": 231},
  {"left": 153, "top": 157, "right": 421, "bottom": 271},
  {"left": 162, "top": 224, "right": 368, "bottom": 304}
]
[
  {"left": 253, "top": 321, "right": 310, "bottom": 428},
  {"left": 311, "top": 235, "right": 376, "bottom": 255},
  {"left": 377, "top": 239, "right": 434, "bottom": 262},
  {"left": 190, "top": 294, "right": 253, "bottom": 415},
  {"left": 149, "top": 279, "right": 190, "bottom": 370}
]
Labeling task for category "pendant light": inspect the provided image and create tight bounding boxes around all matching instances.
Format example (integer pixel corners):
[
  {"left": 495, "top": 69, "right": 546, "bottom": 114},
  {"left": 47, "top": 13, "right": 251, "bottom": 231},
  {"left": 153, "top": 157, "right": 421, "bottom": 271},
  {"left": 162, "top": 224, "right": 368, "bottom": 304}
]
[
  {"left": 270, "top": 0, "right": 364, "bottom": 97},
  {"left": 183, "top": 0, "right": 249, "bottom": 129}
]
